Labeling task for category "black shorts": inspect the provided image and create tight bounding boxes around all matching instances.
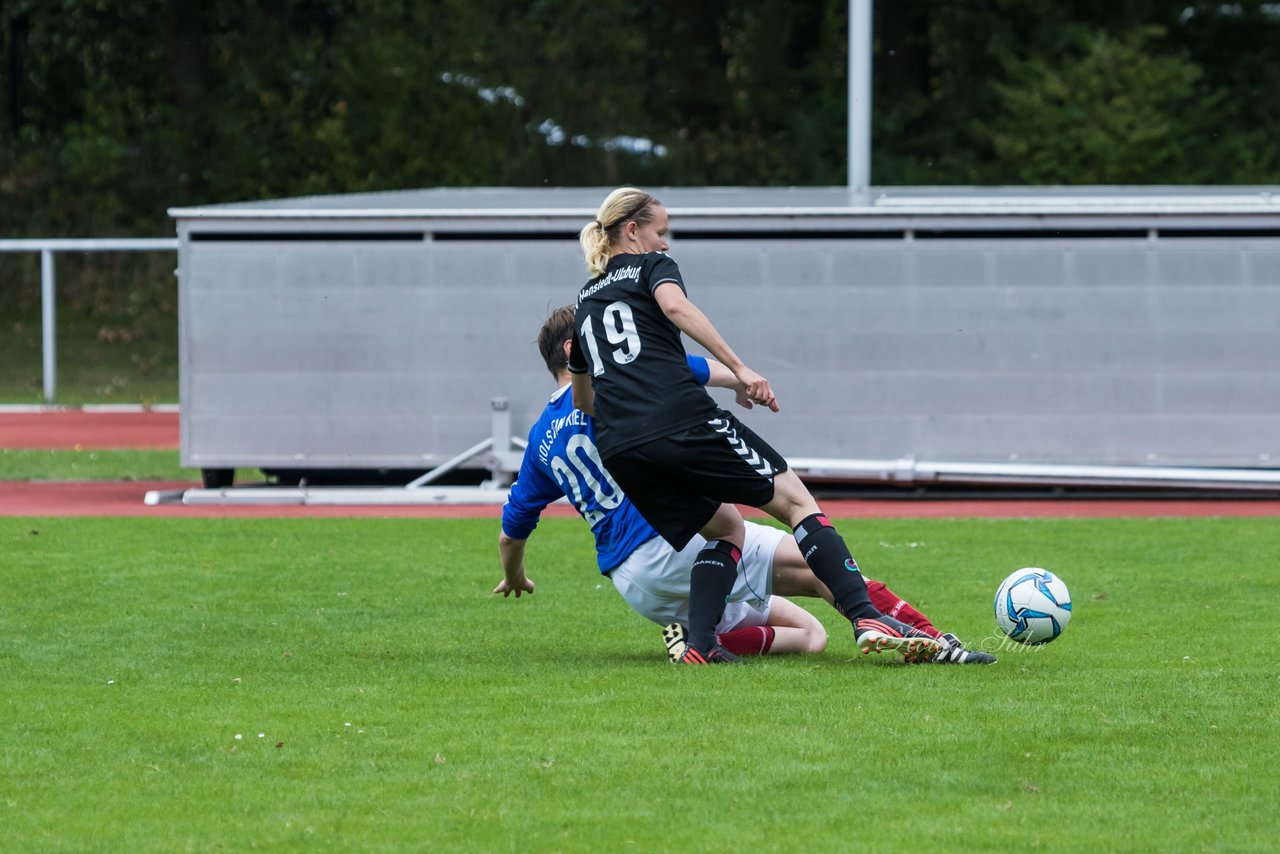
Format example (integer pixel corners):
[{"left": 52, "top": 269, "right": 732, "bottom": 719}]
[{"left": 603, "top": 412, "right": 790, "bottom": 551}]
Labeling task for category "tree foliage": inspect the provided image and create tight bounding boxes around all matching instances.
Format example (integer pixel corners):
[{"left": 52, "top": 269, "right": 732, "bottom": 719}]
[
  {"left": 990, "top": 27, "right": 1212, "bottom": 184},
  {"left": 2, "top": 0, "right": 1280, "bottom": 239}
]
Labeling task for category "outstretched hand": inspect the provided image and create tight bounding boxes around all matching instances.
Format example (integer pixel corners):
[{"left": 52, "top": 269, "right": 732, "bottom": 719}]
[{"left": 493, "top": 575, "right": 535, "bottom": 598}]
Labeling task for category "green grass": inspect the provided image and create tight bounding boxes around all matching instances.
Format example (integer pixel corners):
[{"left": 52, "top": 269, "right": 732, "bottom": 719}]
[
  {"left": 0, "top": 307, "right": 178, "bottom": 405},
  {"left": 2, "top": 515, "right": 1276, "bottom": 851},
  {"left": 0, "top": 450, "right": 270, "bottom": 484},
  {"left": 0, "top": 449, "right": 198, "bottom": 481}
]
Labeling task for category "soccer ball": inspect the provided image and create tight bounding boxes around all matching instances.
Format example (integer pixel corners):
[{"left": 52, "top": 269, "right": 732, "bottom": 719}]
[{"left": 994, "top": 568, "right": 1072, "bottom": 645}]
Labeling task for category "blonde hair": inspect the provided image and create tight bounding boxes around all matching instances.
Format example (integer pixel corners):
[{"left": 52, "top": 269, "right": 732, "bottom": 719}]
[{"left": 578, "top": 187, "right": 660, "bottom": 277}]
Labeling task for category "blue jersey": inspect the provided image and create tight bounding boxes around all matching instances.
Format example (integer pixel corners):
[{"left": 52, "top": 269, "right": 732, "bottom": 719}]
[{"left": 502, "top": 356, "right": 711, "bottom": 574}]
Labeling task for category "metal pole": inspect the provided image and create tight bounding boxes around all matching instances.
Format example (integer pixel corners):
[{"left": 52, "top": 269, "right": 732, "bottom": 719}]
[
  {"left": 848, "top": 0, "right": 873, "bottom": 191},
  {"left": 40, "top": 249, "right": 56, "bottom": 403}
]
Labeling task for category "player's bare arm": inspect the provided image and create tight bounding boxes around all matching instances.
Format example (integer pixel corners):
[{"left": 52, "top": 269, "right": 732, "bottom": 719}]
[
  {"left": 570, "top": 371, "right": 594, "bottom": 415},
  {"left": 652, "top": 282, "right": 778, "bottom": 412},
  {"left": 496, "top": 532, "right": 536, "bottom": 597},
  {"left": 702, "top": 357, "right": 757, "bottom": 410}
]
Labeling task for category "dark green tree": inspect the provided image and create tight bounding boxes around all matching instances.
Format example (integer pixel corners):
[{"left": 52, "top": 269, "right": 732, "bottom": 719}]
[{"left": 3, "top": 0, "right": 1280, "bottom": 239}]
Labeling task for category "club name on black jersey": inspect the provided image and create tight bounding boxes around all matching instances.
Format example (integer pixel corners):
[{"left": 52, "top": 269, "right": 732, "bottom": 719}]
[{"left": 569, "top": 252, "right": 719, "bottom": 458}]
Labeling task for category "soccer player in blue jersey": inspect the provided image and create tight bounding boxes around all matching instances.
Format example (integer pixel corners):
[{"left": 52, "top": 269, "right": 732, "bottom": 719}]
[{"left": 495, "top": 306, "right": 996, "bottom": 664}]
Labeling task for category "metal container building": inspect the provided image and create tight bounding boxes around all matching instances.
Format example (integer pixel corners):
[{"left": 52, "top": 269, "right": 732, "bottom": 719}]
[{"left": 169, "top": 186, "right": 1280, "bottom": 490}]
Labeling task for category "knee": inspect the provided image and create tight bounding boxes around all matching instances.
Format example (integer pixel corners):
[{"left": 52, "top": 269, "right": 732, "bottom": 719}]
[
  {"left": 805, "top": 623, "right": 828, "bottom": 654},
  {"left": 704, "top": 515, "right": 745, "bottom": 546},
  {"left": 769, "top": 471, "right": 820, "bottom": 526}
]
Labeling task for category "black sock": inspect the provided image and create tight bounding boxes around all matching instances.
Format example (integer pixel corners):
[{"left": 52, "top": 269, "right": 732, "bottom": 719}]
[
  {"left": 687, "top": 540, "right": 741, "bottom": 654},
  {"left": 793, "top": 513, "right": 877, "bottom": 621}
]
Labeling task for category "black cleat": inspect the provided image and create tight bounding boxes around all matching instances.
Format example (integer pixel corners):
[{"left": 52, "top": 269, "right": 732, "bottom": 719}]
[
  {"left": 676, "top": 643, "right": 742, "bottom": 665},
  {"left": 930, "top": 632, "right": 998, "bottom": 665}
]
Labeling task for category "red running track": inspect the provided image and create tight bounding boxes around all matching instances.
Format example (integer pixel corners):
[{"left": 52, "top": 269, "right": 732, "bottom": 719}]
[
  {"left": 2, "top": 481, "right": 1280, "bottom": 518},
  {"left": 3, "top": 409, "right": 1280, "bottom": 518},
  {"left": 0, "top": 410, "right": 178, "bottom": 450}
]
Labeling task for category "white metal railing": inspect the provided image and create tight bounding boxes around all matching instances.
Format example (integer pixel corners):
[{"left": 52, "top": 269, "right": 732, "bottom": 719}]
[{"left": 0, "top": 238, "right": 179, "bottom": 402}]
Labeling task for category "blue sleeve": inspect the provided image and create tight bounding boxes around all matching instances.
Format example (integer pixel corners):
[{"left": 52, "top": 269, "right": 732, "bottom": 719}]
[
  {"left": 685, "top": 354, "right": 710, "bottom": 385},
  {"left": 501, "top": 443, "right": 567, "bottom": 540}
]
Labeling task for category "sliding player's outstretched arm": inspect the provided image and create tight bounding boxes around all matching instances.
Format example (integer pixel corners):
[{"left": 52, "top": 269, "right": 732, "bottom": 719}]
[
  {"left": 495, "top": 437, "right": 564, "bottom": 598},
  {"left": 495, "top": 533, "right": 535, "bottom": 597}
]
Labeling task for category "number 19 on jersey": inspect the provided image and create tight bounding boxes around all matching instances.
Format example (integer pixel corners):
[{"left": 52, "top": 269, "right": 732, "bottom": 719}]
[{"left": 579, "top": 301, "right": 642, "bottom": 376}]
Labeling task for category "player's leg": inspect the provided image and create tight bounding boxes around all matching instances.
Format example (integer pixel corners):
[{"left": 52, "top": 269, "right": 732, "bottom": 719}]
[
  {"left": 766, "top": 532, "right": 992, "bottom": 661},
  {"left": 662, "top": 519, "right": 782, "bottom": 661},
  {"left": 674, "top": 597, "right": 825, "bottom": 658},
  {"left": 714, "top": 520, "right": 823, "bottom": 655},
  {"left": 632, "top": 413, "right": 939, "bottom": 661},
  {"left": 602, "top": 445, "right": 743, "bottom": 663},
  {"left": 768, "top": 533, "right": 941, "bottom": 636},
  {"left": 609, "top": 524, "right": 804, "bottom": 663},
  {"left": 866, "top": 578, "right": 940, "bottom": 638},
  {"left": 761, "top": 468, "right": 870, "bottom": 616},
  {"left": 605, "top": 534, "right": 772, "bottom": 663},
  {"left": 759, "top": 596, "right": 827, "bottom": 654},
  {"left": 760, "top": 470, "right": 876, "bottom": 618},
  {"left": 762, "top": 468, "right": 940, "bottom": 659},
  {"left": 767, "top": 533, "right": 834, "bottom": 603},
  {"left": 681, "top": 502, "right": 746, "bottom": 661},
  {"left": 862, "top": 579, "right": 1001, "bottom": 664}
]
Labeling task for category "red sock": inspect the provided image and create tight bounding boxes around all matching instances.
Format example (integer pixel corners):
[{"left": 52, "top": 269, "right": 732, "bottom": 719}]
[
  {"left": 866, "top": 579, "right": 942, "bottom": 639},
  {"left": 715, "top": 625, "right": 776, "bottom": 656}
]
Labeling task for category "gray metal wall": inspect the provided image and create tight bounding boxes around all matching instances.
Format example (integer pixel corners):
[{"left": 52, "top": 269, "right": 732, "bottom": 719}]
[
  {"left": 687, "top": 234, "right": 1280, "bottom": 466},
  {"left": 173, "top": 189, "right": 1280, "bottom": 473},
  {"left": 180, "top": 235, "right": 579, "bottom": 470}
]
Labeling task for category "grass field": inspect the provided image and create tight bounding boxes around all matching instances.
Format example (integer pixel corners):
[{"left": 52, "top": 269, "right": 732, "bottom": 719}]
[
  {"left": 0, "top": 310, "right": 178, "bottom": 406},
  {"left": 0, "top": 254, "right": 179, "bottom": 406},
  {"left": 0, "top": 449, "right": 271, "bottom": 484},
  {"left": 2, "top": 514, "right": 1276, "bottom": 851},
  {"left": 0, "top": 449, "right": 195, "bottom": 482}
]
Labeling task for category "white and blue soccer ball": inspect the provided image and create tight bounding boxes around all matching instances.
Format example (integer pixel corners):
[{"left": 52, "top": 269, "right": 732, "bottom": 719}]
[{"left": 994, "top": 567, "right": 1072, "bottom": 645}]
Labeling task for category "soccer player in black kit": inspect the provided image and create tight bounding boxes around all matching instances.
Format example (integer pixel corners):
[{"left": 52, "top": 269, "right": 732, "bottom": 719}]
[{"left": 568, "top": 187, "right": 943, "bottom": 664}]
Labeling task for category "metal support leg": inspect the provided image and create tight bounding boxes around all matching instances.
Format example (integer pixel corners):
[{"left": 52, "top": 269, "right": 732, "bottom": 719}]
[
  {"left": 41, "top": 249, "right": 56, "bottom": 403},
  {"left": 402, "top": 399, "right": 525, "bottom": 492},
  {"left": 480, "top": 397, "right": 517, "bottom": 488},
  {"left": 491, "top": 398, "right": 511, "bottom": 455}
]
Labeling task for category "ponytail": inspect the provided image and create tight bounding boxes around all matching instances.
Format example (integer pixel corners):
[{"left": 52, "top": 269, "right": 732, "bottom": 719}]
[
  {"left": 579, "top": 219, "right": 613, "bottom": 277},
  {"left": 580, "top": 187, "right": 660, "bottom": 277}
]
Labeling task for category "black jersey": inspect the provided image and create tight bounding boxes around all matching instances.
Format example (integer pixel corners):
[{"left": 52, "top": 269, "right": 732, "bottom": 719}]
[{"left": 568, "top": 252, "right": 719, "bottom": 458}]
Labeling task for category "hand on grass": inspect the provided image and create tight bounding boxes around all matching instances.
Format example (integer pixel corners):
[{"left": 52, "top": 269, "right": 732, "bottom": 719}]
[{"left": 493, "top": 574, "right": 535, "bottom": 598}]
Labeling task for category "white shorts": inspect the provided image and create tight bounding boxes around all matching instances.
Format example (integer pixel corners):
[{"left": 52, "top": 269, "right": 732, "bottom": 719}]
[{"left": 608, "top": 521, "right": 788, "bottom": 634}]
